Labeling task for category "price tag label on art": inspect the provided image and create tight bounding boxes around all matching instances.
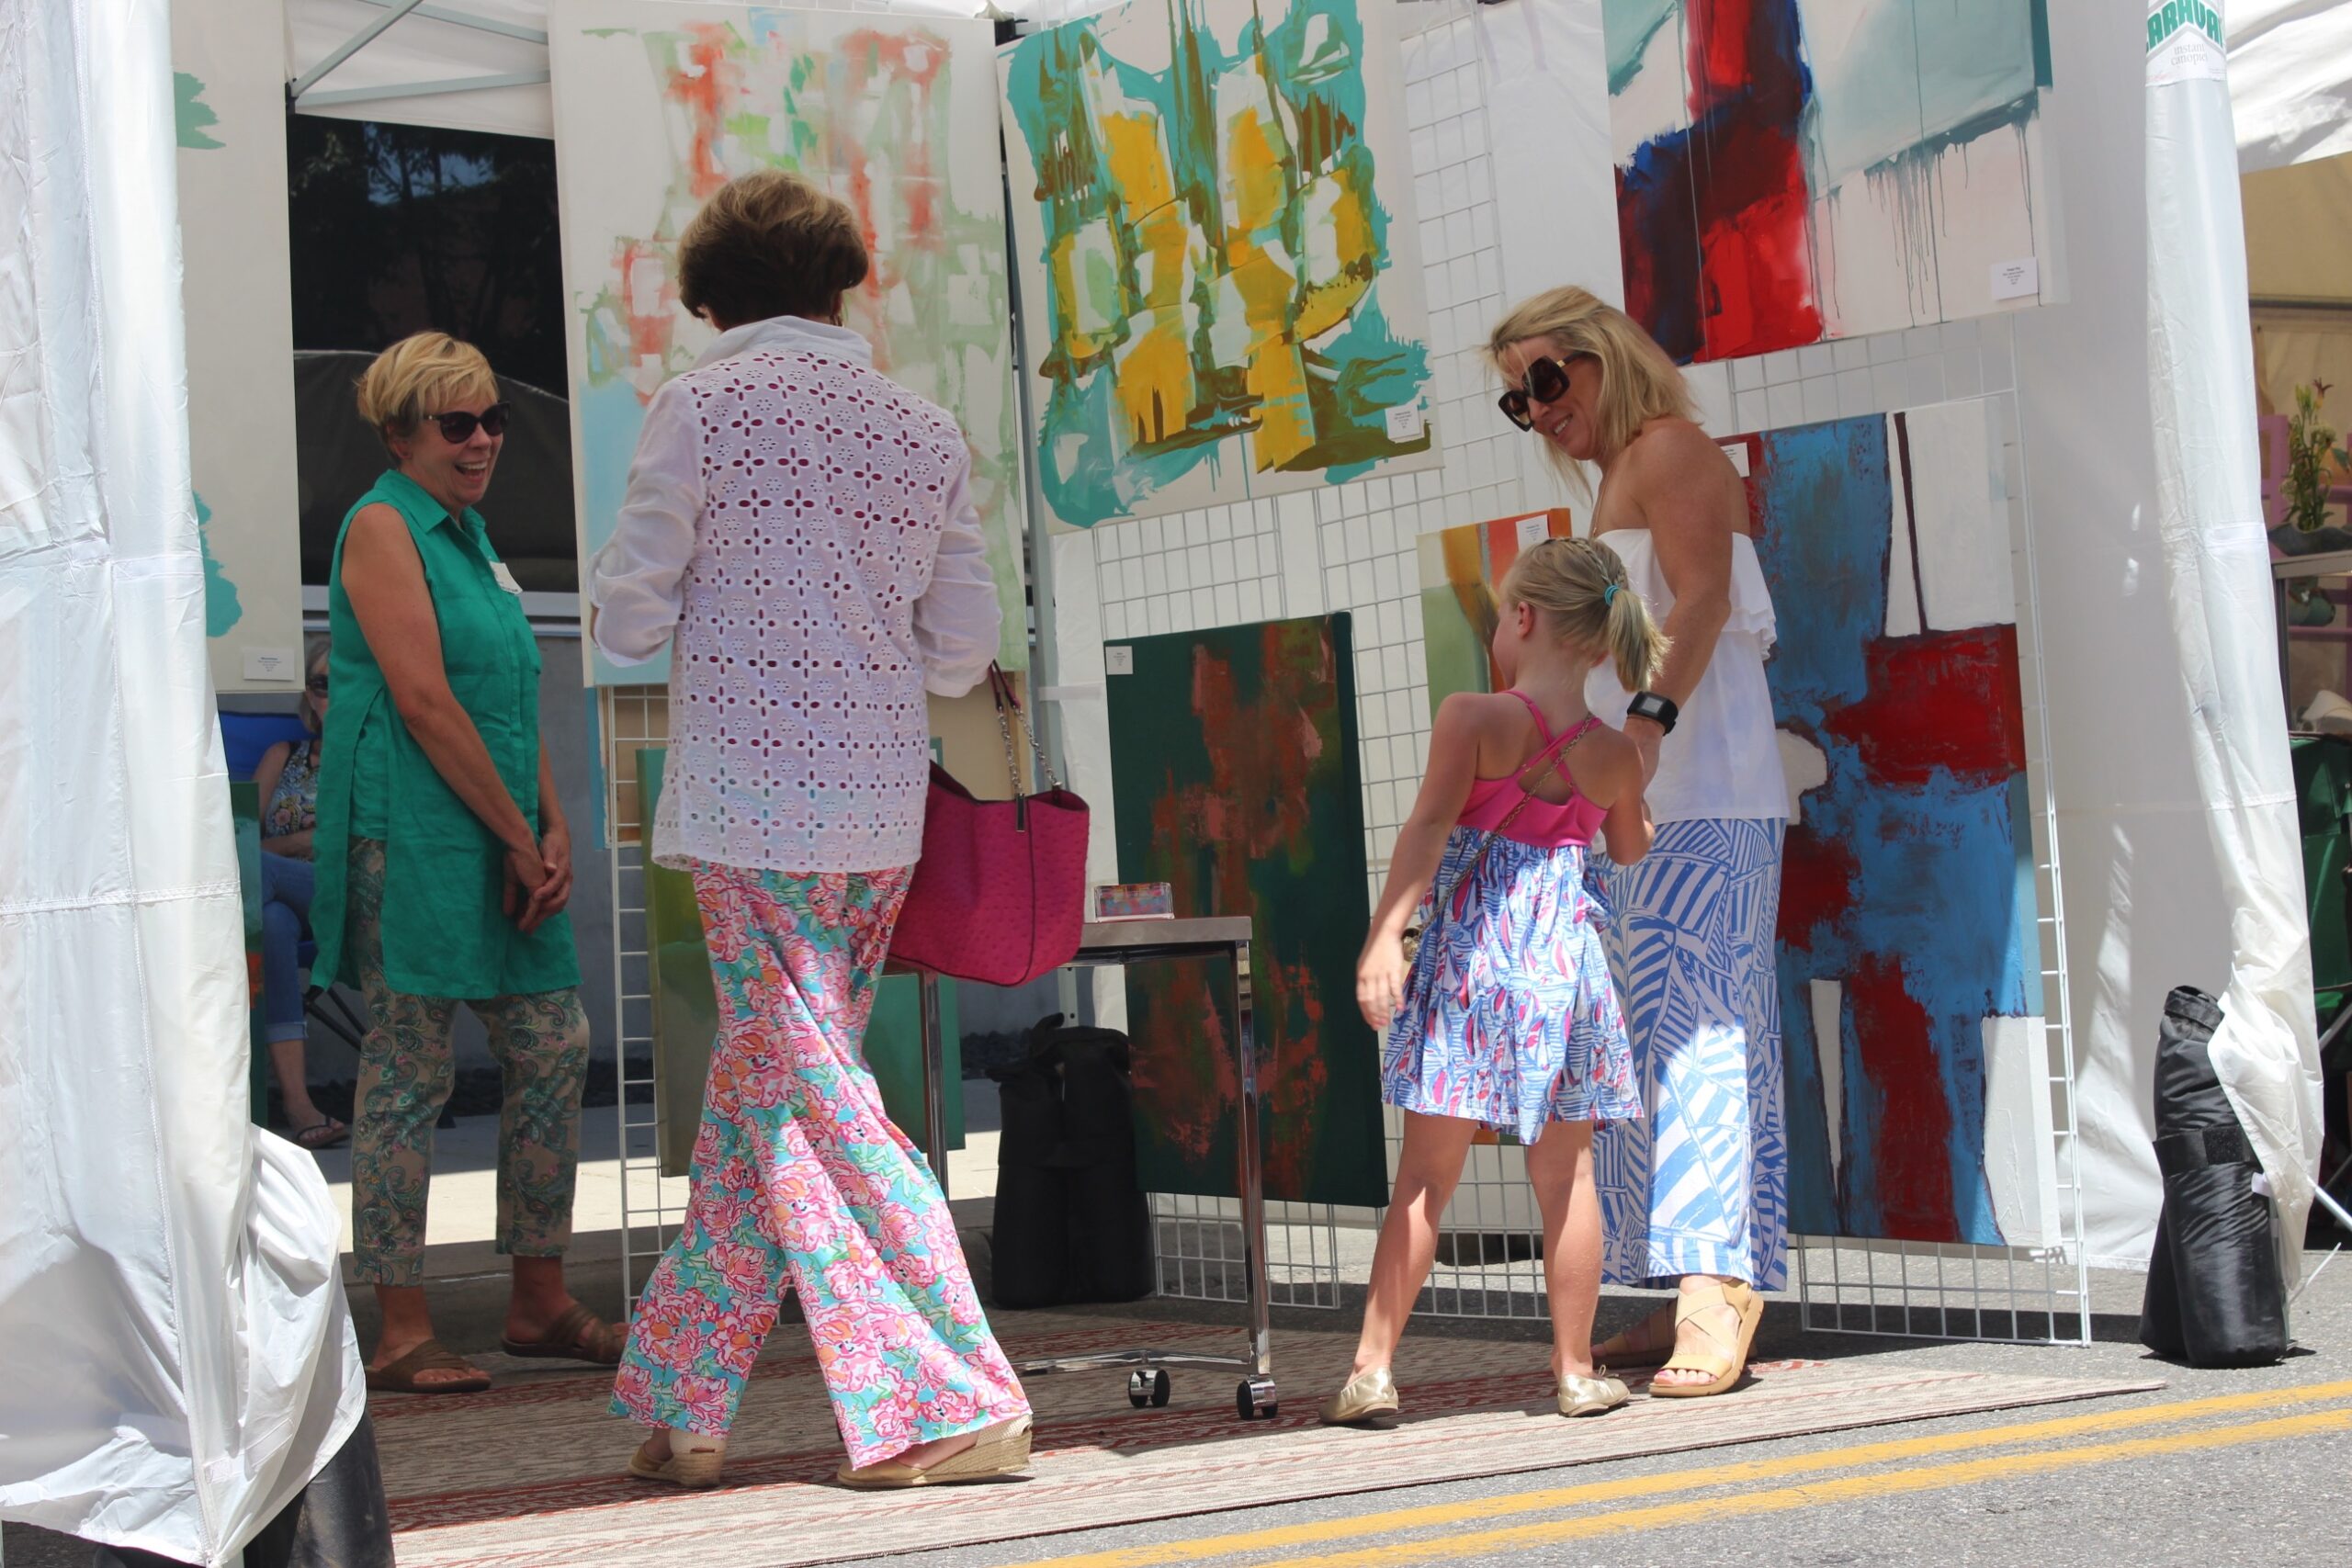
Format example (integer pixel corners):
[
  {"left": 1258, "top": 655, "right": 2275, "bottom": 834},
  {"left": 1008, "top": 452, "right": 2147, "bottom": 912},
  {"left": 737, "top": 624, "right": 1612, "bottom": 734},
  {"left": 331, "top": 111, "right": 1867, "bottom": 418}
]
[
  {"left": 1104, "top": 646, "right": 1134, "bottom": 676},
  {"left": 1385, "top": 402, "right": 1426, "bottom": 443},
  {"left": 1515, "top": 513, "right": 1552, "bottom": 549},
  {"left": 1990, "top": 256, "right": 2041, "bottom": 301}
]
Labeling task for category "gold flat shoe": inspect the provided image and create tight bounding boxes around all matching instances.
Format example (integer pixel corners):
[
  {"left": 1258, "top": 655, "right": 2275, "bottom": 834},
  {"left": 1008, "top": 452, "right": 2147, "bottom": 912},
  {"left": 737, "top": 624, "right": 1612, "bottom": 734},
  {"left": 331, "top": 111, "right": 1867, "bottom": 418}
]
[
  {"left": 1317, "top": 1367, "right": 1399, "bottom": 1426},
  {"left": 834, "top": 1415, "right": 1034, "bottom": 1490},
  {"left": 1556, "top": 1370, "right": 1630, "bottom": 1417},
  {"left": 628, "top": 1435, "right": 725, "bottom": 1489}
]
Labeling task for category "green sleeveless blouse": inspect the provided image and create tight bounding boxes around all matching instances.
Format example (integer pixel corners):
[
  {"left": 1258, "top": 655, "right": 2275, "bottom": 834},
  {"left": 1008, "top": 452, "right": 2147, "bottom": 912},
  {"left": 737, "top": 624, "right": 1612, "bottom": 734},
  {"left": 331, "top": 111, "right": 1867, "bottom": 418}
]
[{"left": 310, "top": 469, "right": 579, "bottom": 999}]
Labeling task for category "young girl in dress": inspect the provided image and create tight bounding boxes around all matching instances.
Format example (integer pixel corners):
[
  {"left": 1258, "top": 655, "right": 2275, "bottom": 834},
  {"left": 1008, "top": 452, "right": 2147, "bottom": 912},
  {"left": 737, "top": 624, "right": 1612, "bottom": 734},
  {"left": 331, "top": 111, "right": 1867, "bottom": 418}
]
[{"left": 1325, "top": 536, "right": 1665, "bottom": 1425}]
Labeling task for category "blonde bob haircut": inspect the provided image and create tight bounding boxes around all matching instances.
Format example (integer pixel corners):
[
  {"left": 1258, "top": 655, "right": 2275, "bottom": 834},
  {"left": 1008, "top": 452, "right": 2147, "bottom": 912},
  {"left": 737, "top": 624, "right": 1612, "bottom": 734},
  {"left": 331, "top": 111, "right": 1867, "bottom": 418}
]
[
  {"left": 355, "top": 332, "right": 500, "bottom": 457},
  {"left": 1487, "top": 287, "right": 1692, "bottom": 474},
  {"left": 1498, "top": 536, "right": 1669, "bottom": 695}
]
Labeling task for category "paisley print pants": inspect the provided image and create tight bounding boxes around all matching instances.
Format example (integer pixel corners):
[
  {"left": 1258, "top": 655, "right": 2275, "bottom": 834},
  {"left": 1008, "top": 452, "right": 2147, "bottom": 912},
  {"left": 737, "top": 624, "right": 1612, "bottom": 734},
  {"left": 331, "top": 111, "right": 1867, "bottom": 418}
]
[
  {"left": 345, "top": 838, "right": 591, "bottom": 1286},
  {"left": 611, "top": 863, "right": 1029, "bottom": 1467}
]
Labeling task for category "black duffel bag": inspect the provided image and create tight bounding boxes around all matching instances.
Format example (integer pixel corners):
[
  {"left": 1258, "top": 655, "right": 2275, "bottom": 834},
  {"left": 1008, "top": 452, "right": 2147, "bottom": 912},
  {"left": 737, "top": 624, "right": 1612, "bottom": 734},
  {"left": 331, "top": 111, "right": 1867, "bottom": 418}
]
[
  {"left": 2139, "top": 986, "right": 2290, "bottom": 1367},
  {"left": 989, "top": 1015, "right": 1155, "bottom": 1310}
]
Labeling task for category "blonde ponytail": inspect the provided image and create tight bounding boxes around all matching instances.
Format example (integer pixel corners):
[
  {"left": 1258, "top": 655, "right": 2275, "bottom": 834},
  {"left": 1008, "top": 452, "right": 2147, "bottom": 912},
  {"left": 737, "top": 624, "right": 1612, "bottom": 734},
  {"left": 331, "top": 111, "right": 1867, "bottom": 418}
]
[{"left": 1498, "top": 536, "right": 1669, "bottom": 692}]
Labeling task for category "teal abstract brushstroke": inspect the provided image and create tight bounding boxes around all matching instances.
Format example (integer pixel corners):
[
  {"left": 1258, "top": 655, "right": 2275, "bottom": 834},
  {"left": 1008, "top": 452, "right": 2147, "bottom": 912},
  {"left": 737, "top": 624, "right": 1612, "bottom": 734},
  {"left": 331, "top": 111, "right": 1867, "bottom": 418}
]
[
  {"left": 175, "top": 73, "right": 223, "bottom": 150},
  {"left": 1003, "top": 0, "right": 1430, "bottom": 527},
  {"left": 196, "top": 491, "right": 243, "bottom": 637}
]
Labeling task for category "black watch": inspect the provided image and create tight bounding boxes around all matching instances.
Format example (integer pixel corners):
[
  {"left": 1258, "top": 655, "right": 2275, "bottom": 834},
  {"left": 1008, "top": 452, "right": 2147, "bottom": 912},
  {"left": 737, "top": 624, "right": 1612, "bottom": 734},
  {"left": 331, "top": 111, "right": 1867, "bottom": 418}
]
[{"left": 1626, "top": 692, "right": 1679, "bottom": 734}]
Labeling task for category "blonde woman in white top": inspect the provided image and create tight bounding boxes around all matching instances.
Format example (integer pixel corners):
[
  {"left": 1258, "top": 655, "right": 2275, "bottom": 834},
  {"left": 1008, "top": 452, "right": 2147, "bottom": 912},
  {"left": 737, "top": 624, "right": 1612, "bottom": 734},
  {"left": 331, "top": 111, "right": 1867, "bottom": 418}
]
[
  {"left": 590, "top": 171, "right": 1031, "bottom": 1489},
  {"left": 1490, "top": 288, "right": 1792, "bottom": 1399}
]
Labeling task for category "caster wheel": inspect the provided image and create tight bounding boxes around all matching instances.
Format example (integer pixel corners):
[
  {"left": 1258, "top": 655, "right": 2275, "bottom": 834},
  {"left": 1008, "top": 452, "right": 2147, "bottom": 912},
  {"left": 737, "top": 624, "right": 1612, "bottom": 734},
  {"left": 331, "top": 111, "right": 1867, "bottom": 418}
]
[
  {"left": 1149, "top": 1369, "right": 1172, "bottom": 1407},
  {"left": 1127, "top": 1371, "right": 1150, "bottom": 1409},
  {"left": 1236, "top": 1377, "right": 1278, "bottom": 1420}
]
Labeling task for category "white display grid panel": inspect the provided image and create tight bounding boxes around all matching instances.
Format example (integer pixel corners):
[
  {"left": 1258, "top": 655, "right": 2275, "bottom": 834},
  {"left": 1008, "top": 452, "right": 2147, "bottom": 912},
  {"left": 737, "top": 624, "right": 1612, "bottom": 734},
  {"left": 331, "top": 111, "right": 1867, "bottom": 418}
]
[
  {"left": 1081, "top": 3, "right": 2086, "bottom": 1341},
  {"left": 600, "top": 0, "right": 2088, "bottom": 1342}
]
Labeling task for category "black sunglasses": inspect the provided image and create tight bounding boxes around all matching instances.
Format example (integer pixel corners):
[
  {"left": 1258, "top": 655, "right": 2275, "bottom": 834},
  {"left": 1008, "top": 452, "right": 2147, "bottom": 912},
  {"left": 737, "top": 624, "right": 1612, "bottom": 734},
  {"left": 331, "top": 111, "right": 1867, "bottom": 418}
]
[
  {"left": 306, "top": 674, "right": 330, "bottom": 695},
  {"left": 424, "top": 402, "right": 512, "bottom": 443},
  {"left": 1497, "top": 355, "right": 1589, "bottom": 432}
]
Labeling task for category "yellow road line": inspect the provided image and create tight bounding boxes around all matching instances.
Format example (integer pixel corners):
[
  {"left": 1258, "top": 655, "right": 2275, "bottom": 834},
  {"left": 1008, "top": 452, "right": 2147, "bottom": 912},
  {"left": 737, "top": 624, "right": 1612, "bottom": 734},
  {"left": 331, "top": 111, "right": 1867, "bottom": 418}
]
[
  {"left": 1252, "top": 1408, "right": 2352, "bottom": 1568},
  {"left": 999, "top": 1380, "right": 2352, "bottom": 1568}
]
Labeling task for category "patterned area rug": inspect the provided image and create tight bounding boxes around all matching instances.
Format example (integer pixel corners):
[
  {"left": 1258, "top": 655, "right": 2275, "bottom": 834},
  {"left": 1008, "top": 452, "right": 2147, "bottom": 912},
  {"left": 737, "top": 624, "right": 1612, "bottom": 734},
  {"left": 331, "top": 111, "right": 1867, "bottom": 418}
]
[{"left": 382, "top": 1311, "right": 2156, "bottom": 1567}]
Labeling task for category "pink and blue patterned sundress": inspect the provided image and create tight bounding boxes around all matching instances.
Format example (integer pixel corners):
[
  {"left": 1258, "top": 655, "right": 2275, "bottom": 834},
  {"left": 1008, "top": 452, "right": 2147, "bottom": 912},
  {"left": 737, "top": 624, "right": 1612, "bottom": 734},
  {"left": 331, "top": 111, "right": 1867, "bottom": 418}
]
[{"left": 1380, "top": 698, "right": 1641, "bottom": 1141}]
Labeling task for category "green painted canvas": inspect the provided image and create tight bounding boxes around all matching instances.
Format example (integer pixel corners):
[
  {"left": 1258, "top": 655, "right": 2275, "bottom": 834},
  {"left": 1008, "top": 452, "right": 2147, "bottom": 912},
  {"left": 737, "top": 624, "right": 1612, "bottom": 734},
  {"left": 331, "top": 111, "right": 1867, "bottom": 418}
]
[
  {"left": 1104, "top": 615, "right": 1388, "bottom": 1208},
  {"left": 638, "top": 748, "right": 960, "bottom": 1179}
]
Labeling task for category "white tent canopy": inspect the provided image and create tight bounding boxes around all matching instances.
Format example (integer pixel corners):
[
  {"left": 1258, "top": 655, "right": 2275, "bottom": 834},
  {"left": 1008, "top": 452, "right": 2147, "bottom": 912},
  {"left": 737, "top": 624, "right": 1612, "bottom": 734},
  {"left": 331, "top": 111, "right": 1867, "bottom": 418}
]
[{"left": 2229, "top": 0, "right": 2352, "bottom": 173}]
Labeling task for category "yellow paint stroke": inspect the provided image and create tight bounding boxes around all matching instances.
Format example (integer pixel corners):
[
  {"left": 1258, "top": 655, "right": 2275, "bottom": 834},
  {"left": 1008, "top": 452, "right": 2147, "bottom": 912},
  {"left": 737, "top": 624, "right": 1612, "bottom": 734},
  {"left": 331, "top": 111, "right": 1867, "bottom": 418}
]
[
  {"left": 1222, "top": 104, "right": 1309, "bottom": 469},
  {"left": 1294, "top": 167, "right": 1375, "bottom": 342},
  {"left": 1102, "top": 108, "right": 1193, "bottom": 447},
  {"left": 1254, "top": 1408, "right": 2352, "bottom": 1568},
  {"left": 993, "top": 1380, "right": 2352, "bottom": 1568}
]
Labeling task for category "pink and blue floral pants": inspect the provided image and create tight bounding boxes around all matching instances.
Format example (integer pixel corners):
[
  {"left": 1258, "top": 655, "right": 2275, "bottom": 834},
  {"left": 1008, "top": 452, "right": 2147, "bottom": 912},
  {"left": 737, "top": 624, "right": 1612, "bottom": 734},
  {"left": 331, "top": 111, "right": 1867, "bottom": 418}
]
[{"left": 611, "top": 863, "right": 1029, "bottom": 1467}]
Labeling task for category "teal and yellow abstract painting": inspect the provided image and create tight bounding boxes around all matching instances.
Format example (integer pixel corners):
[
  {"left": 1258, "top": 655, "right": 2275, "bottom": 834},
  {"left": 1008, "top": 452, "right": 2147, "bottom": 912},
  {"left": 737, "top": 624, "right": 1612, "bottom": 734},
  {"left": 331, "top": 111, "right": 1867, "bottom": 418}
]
[
  {"left": 1000, "top": 0, "right": 1438, "bottom": 531},
  {"left": 550, "top": 1, "right": 1026, "bottom": 680}
]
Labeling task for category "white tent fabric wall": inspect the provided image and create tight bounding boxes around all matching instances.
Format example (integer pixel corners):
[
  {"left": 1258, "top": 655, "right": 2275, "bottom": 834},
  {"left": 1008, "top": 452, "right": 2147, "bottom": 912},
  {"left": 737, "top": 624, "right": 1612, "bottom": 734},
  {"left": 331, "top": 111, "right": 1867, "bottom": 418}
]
[
  {"left": 2228, "top": 0, "right": 2352, "bottom": 172},
  {"left": 0, "top": 0, "right": 366, "bottom": 1562},
  {"left": 2145, "top": 6, "right": 2324, "bottom": 1279}
]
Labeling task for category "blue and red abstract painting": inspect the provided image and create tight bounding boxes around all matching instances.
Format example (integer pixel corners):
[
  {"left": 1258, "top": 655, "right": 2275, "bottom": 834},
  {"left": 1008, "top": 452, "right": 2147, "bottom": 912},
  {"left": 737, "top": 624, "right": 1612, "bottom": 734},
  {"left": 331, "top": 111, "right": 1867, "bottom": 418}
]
[
  {"left": 1736, "top": 399, "right": 2053, "bottom": 1247},
  {"left": 1607, "top": 0, "right": 2054, "bottom": 363}
]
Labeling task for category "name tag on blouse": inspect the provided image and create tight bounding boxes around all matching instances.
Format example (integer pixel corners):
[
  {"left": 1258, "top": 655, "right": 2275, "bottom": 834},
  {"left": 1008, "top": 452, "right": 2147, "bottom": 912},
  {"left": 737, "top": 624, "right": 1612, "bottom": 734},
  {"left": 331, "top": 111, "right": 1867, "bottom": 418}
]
[{"left": 490, "top": 562, "right": 524, "bottom": 596}]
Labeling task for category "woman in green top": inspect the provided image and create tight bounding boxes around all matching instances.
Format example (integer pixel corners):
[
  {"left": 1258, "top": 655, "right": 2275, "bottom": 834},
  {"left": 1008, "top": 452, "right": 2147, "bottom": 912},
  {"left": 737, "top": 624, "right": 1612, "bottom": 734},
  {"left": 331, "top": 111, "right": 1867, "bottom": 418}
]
[{"left": 315, "top": 332, "right": 618, "bottom": 1394}]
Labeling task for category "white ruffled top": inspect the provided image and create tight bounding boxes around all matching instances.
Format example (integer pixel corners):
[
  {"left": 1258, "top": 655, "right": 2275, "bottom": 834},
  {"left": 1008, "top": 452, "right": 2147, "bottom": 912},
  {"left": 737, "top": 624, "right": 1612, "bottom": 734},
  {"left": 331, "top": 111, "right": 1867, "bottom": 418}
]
[{"left": 1585, "top": 529, "right": 1791, "bottom": 825}]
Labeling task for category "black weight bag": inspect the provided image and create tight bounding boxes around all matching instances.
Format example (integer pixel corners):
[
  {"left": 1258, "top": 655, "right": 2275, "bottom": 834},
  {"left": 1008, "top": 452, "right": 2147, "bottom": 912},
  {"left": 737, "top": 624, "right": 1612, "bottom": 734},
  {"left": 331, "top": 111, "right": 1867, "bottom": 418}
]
[
  {"left": 989, "top": 1015, "right": 1155, "bottom": 1310},
  {"left": 2138, "top": 986, "right": 2290, "bottom": 1367}
]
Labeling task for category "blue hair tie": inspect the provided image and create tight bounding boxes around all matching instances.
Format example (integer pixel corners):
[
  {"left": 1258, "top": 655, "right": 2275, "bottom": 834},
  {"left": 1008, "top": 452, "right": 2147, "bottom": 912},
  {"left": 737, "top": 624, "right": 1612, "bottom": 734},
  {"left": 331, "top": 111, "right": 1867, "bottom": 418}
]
[{"left": 1602, "top": 582, "right": 1621, "bottom": 607}]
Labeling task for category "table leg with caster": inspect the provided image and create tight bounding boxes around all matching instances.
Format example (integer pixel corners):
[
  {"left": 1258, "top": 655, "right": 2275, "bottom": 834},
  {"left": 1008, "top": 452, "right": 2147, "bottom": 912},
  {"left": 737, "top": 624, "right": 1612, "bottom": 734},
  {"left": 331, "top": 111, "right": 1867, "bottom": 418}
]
[{"left": 1231, "top": 938, "right": 1276, "bottom": 1420}]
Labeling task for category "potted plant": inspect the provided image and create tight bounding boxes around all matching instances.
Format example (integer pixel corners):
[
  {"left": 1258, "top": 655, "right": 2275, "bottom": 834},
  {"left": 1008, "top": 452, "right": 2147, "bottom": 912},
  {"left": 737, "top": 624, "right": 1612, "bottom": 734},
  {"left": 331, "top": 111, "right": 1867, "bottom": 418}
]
[{"left": 2270, "top": 383, "right": 2352, "bottom": 626}]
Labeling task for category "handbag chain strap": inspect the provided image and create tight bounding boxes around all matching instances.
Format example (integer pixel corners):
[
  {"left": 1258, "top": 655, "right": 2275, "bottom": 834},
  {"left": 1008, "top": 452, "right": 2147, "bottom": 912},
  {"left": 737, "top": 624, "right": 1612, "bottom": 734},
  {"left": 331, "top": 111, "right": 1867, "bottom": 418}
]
[{"left": 989, "top": 663, "right": 1065, "bottom": 795}]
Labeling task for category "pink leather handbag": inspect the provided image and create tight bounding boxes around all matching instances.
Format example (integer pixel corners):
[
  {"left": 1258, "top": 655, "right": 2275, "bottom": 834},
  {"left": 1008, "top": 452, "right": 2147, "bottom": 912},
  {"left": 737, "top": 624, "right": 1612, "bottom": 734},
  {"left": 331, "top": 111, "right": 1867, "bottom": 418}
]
[{"left": 891, "top": 666, "right": 1091, "bottom": 987}]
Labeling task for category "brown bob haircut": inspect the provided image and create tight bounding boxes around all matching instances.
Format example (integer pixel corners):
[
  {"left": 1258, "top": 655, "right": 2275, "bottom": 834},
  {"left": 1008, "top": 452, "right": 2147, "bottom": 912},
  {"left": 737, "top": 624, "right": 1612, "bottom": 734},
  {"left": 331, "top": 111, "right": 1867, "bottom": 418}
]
[{"left": 677, "top": 170, "right": 871, "bottom": 329}]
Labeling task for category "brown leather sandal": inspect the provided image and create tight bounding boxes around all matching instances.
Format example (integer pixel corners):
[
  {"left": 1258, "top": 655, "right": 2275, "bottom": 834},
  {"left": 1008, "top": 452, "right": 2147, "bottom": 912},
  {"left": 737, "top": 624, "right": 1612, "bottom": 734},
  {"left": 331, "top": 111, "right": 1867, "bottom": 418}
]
[
  {"left": 365, "top": 1338, "right": 492, "bottom": 1394},
  {"left": 501, "top": 1301, "right": 627, "bottom": 1365}
]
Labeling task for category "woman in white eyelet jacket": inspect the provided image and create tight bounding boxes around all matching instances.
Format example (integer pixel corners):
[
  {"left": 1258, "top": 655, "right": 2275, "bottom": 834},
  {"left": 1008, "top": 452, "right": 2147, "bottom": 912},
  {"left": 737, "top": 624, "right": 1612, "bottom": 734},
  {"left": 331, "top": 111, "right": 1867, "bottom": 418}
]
[{"left": 588, "top": 170, "right": 1031, "bottom": 1493}]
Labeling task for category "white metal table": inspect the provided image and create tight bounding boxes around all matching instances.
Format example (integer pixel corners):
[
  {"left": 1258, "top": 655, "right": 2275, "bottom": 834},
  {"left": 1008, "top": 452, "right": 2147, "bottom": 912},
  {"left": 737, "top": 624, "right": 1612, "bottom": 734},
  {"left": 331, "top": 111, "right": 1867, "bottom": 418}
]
[{"left": 911, "top": 915, "right": 1279, "bottom": 1419}]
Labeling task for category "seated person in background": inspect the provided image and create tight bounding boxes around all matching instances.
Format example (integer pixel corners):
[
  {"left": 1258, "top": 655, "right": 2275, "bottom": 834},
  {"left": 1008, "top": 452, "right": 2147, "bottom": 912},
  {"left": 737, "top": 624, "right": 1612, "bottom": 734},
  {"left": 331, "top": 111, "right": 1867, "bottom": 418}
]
[{"left": 252, "top": 635, "right": 347, "bottom": 1150}]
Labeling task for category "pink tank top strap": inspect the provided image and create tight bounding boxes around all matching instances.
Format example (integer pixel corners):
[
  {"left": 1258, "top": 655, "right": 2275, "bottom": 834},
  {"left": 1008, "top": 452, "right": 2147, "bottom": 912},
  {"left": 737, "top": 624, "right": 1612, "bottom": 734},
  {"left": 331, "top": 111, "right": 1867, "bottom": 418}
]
[{"left": 1503, "top": 688, "right": 1554, "bottom": 743}]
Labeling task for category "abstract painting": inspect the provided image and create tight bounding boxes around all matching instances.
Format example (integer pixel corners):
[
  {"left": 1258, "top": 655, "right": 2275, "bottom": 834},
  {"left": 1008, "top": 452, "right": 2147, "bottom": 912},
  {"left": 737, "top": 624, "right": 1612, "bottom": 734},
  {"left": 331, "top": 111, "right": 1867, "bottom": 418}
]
[
  {"left": 1415, "top": 509, "right": 1577, "bottom": 722},
  {"left": 1733, "top": 398, "right": 2054, "bottom": 1247},
  {"left": 172, "top": 0, "right": 303, "bottom": 693},
  {"left": 1000, "top": 0, "right": 1439, "bottom": 531},
  {"left": 550, "top": 1, "right": 1026, "bottom": 681},
  {"left": 1105, "top": 615, "right": 1388, "bottom": 1208},
  {"left": 1607, "top": 0, "right": 2055, "bottom": 363}
]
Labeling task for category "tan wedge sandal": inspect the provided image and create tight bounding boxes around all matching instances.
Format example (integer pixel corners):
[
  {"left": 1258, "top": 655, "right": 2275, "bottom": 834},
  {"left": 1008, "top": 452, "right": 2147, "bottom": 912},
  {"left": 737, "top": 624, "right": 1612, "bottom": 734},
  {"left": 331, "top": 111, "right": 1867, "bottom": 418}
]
[
  {"left": 628, "top": 1434, "right": 726, "bottom": 1490},
  {"left": 1591, "top": 1300, "right": 1679, "bottom": 1371},
  {"left": 834, "top": 1415, "right": 1034, "bottom": 1490},
  {"left": 1648, "top": 1280, "right": 1764, "bottom": 1399}
]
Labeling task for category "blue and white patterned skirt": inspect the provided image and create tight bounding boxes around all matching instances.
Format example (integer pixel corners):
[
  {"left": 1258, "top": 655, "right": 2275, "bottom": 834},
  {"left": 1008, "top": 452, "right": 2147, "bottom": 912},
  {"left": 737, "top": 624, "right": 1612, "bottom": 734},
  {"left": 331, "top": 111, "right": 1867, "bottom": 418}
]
[
  {"left": 1380, "top": 826, "right": 1640, "bottom": 1143},
  {"left": 1593, "top": 818, "right": 1789, "bottom": 1290}
]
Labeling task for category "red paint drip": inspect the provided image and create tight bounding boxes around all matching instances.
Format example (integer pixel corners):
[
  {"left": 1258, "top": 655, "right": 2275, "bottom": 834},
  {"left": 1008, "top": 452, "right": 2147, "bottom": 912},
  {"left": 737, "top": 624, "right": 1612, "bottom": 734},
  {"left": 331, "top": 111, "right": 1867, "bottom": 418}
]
[
  {"left": 1825, "top": 626, "right": 2029, "bottom": 790},
  {"left": 1846, "top": 955, "right": 1961, "bottom": 1241},
  {"left": 673, "top": 25, "right": 738, "bottom": 200},
  {"left": 1775, "top": 822, "right": 1856, "bottom": 950}
]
